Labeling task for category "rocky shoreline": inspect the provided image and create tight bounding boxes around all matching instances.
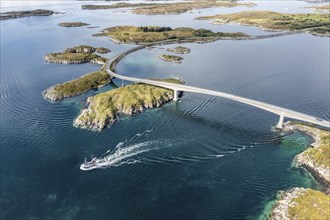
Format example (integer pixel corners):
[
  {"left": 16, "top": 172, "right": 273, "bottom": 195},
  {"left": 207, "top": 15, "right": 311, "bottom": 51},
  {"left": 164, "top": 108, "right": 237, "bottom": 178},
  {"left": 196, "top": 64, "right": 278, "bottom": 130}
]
[
  {"left": 270, "top": 188, "right": 330, "bottom": 220},
  {"left": 74, "top": 79, "right": 183, "bottom": 131},
  {"left": 158, "top": 54, "right": 183, "bottom": 63},
  {"left": 43, "top": 70, "right": 111, "bottom": 101},
  {"left": 268, "top": 122, "right": 330, "bottom": 219},
  {"left": 283, "top": 122, "right": 330, "bottom": 190},
  {"left": 44, "top": 45, "right": 109, "bottom": 65}
]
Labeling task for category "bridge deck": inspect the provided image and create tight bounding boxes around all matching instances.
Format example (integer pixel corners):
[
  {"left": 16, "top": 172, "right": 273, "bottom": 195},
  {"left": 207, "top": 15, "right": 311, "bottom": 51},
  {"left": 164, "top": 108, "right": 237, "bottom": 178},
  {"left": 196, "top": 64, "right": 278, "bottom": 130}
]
[{"left": 105, "top": 39, "right": 330, "bottom": 129}]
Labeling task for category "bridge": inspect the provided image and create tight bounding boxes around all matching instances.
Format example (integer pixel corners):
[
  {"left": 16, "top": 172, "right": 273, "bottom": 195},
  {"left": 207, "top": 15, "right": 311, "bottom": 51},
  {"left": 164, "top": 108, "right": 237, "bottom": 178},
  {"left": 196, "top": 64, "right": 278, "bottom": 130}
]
[{"left": 105, "top": 39, "right": 330, "bottom": 129}]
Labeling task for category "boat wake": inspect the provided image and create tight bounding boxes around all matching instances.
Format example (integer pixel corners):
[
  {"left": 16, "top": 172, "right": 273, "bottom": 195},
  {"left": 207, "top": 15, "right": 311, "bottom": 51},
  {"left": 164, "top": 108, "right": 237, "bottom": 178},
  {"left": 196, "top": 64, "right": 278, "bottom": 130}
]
[{"left": 80, "top": 140, "right": 158, "bottom": 171}]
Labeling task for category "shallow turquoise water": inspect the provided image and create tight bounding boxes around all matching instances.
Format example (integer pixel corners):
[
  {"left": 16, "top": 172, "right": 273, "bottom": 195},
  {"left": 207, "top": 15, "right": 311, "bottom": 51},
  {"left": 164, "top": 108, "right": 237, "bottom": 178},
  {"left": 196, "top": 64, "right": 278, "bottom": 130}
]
[{"left": 1, "top": 1, "right": 329, "bottom": 219}]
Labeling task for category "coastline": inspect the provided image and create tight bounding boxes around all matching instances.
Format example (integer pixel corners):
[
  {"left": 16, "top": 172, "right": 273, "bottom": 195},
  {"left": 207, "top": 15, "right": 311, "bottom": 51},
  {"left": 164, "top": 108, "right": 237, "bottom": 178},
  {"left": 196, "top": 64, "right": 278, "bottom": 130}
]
[
  {"left": 282, "top": 121, "right": 330, "bottom": 191},
  {"left": 268, "top": 121, "right": 330, "bottom": 219}
]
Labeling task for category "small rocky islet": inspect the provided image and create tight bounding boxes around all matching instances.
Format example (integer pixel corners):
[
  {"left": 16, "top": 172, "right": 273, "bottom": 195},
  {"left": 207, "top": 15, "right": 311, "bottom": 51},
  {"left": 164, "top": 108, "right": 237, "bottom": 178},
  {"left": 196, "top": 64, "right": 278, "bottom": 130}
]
[
  {"left": 44, "top": 45, "right": 109, "bottom": 65},
  {"left": 158, "top": 54, "right": 183, "bottom": 63},
  {"left": 0, "top": 9, "right": 53, "bottom": 20},
  {"left": 74, "top": 78, "right": 184, "bottom": 131},
  {"left": 43, "top": 70, "right": 111, "bottom": 101},
  {"left": 166, "top": 46, "right": 190, "bottom": 54},
  {"left": 58, "top": 22, "right": 90, "bottom": 27}
]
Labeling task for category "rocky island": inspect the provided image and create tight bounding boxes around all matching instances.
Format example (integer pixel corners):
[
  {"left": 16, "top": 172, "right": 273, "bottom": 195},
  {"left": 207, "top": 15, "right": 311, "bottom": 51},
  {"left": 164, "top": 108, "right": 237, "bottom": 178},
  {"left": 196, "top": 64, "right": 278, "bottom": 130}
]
[
  {"left": 268, "top": 122, "right": 330, "bottom": 219},
  {"left": 158, "top": 54, "right": 183, "bottom": 63},
  {"left": 166, "top": 46, "right": 190, "bottom": 54},
  {"left": 96, "top": 47, "right": 111, "bottom": 54},
  {"left": 82, "top": 1, "right": 255, "bottom": 15},
  {"left": 270, "top": 188, "right": 330, "bottom": 220},
  {"left": 58, "top": 22, "right": 89, "bottom": 27},
  {"left": 43, "top": 70, "right": 111, "bottom": 101},
  {"left": 0, "top": 9, "right": 53, "bottom": 20},
  {"left": 283, "top": 122, "right": 330, "bottom": 189},
  {"left": 74, "top": 78, "right": 183, "bottom": 131},
  {"left": 95, "top": 26, "right": 248, "bottom": 44},
  {"left": 44, "top": 46, "right": 108, "bottom": 65},
  {"left": 197, "top": 11, "right": 330, "bottom": 36}
]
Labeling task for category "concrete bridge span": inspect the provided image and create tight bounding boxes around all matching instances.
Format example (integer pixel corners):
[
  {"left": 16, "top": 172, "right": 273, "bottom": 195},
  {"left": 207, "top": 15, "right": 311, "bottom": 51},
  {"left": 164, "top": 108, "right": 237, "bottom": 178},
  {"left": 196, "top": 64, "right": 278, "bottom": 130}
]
[{"left": 105, "top": 40, "right": 330, "bottom": 129}]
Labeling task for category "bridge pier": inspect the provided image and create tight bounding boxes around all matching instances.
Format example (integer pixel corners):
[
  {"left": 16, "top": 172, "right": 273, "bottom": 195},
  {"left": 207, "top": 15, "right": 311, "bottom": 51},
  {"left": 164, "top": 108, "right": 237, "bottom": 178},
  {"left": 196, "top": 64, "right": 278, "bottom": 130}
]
[
  {"left": 276, "top": 114, "right": 285, "bottom": 129},
  {"left": 121, "top": 79, "right": 125, "bottom": 87},
  {"left": 173, "top": 90, "right": 179, "bottom": 101}
]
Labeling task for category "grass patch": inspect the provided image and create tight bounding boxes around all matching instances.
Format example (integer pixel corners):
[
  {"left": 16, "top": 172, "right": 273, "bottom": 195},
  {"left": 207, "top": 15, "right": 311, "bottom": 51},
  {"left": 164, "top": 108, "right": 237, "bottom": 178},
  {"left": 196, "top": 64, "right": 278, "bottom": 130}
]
[
  {"left": 74, "top": 78, "right": 183, "bottom": 130},
  {"left": 45, "top": 52, "right": 107, "bottom": 64},
  {"left": 44, "top": 70, "right": 111, "bottom": 101},
  {"left": 197, "top": 11, "right": 330, "bottom": 35},
  {"left": 288, "top": 189, "right": 330, "bottom": 219}
]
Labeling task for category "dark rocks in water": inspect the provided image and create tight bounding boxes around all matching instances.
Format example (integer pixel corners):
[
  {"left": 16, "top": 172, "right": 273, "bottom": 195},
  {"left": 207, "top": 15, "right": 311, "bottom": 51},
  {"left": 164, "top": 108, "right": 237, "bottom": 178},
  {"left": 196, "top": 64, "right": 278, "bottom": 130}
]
[{"left": 0, "top": 9, "right": 53, "bottom": 20}]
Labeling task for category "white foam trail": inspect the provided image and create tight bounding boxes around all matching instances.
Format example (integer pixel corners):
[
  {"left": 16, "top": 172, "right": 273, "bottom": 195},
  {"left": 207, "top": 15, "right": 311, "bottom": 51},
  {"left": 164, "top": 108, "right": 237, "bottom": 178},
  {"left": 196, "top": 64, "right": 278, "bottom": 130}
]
[
  {"left": 81, "top": 140, "right": 159, "bottom": 170},
  {"left": 100, "top": 141, "right": 156, "bottom": 167}
]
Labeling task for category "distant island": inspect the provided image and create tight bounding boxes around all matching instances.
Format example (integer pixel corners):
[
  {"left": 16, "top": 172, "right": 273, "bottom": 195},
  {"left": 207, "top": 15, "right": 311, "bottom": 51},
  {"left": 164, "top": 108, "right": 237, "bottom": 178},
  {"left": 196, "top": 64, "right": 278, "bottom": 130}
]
[
  {"left": 166, "top": 46, "right": 190, "bottom": 54},
  {"left": 197, "top": 11, "right": 330, "bottom": 36},
  {"left": 308, "top": 4, "right": 330, "bottom": 13},
  {"left": 58, "top": 22, "right": 90, "bottom": 27},
  {"left": 269, "top": 122, "right": 330, "bottom": 219},
  {"left": 95, "top": 26, "right": 248, "bottom": 44},
  {"left": 44, "top": 45, "right": 108, "bottom": 65},
  {"left": 43, "top": 70, "right": 111, "bottom": 101},
  {"left": 0, "top": 9, "right": 53, "bottom": 20},
  {"left": 74, "top": 78, "right": 183, "bottom": 131},
  {"left": 82, "top": 1, "right": 255, "bottom": 15},
  {"left": 158, "top": 54, "right": 183, "bottom": 63}
]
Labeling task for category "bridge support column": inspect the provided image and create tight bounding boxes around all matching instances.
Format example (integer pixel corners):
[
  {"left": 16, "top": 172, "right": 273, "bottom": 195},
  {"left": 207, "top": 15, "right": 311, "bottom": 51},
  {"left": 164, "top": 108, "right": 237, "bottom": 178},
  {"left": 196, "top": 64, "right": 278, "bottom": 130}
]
[
  {"left": 173, "top": 90, "right": 179, "bottom": 101},
  {"left": 121, "top": 79, "right": 125, "bottom": 87},
  {"left": 276, "top": 114, "right": 285, "bottom": 129}
]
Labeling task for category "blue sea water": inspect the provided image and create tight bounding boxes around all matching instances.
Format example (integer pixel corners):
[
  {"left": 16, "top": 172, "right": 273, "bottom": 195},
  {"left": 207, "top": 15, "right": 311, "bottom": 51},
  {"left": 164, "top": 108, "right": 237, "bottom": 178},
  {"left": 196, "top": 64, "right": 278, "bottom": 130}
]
[{"left": 1, "top": 1, "right": 329, "bottom": 219}]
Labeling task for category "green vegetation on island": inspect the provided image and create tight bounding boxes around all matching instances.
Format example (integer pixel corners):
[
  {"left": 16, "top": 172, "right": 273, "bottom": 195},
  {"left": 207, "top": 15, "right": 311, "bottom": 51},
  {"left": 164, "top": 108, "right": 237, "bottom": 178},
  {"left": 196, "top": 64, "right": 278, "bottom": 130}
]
[
  {"left": 96, "top": 26, "right": 248, "bottom": 44},
  {"left": 58, "top": 22, "right": 89, "bottom": 27},
  {"left": 270, "top": 188, "right": 330, "bottom": 220},
  {"left": 43, "top": 70, "right": 111, "bottom": 101},
  {"left": 158, "top": 54, "right": 183, "bottom": 63},
  {"left": 197, "top": 11, "right": 330, "bottom": 35},
  {"left": 0, "top": 9, "right": 53, "bottom": 20},
  {"left": 64, "top": 45, "right": 96, "bottom": 53},
  {"left": 45, "top": 52, "right": 107, "bottom": 64},
  {"left": 96, "top": 47, "right": 111, "bottom": 54},
  {"left": 166, "top": 46, "right": 190, "bottom": 54},
  {"left": 74, "top": 78, "right": 183, "bottom": 131},
  {"left": 82, "top": 1, "right": 255, "bottom": 14},
  {"left": 44, "top": 46, "right": 108, "bottom": 64},
  {"left": 269, "top": 123, "right": 330, "bottom": 220},
  {"left": 284, "top": 122, "right": 330, "bottom": 187}
]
